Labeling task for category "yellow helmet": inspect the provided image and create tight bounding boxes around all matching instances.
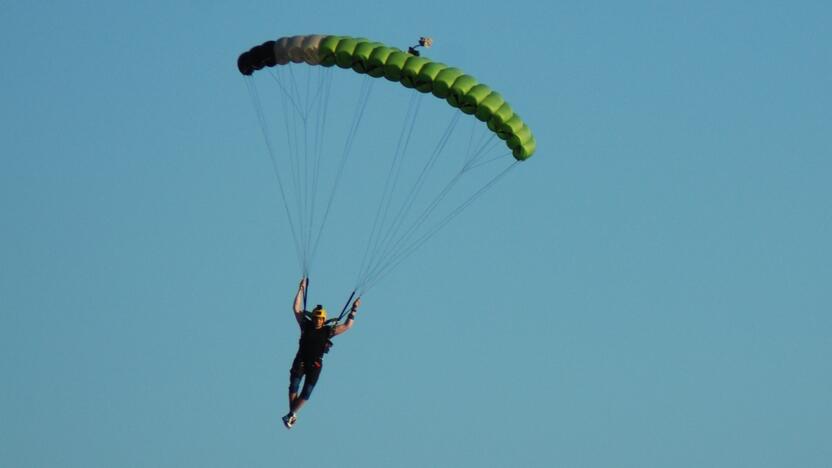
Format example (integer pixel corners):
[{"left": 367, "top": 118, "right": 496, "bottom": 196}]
[{"left": 311, "top": 305, "right": 327, "bottom": 320}]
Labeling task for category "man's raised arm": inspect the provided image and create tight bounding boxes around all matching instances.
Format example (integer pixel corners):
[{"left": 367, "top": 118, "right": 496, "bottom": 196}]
[
  {"left": 333, "top": 298, "right": 361, "bottom": 336},
  {"left": 293, "top": 278, "right": 307, "bottom": 327}
]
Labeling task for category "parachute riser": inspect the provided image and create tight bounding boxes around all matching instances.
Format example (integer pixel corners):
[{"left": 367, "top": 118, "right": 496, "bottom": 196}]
[
  {"left": 336, "top": 290, "right": 357, "bottom": 323},
  {"left": 303, "top": 276, "right": 309, "bottom": 313}
]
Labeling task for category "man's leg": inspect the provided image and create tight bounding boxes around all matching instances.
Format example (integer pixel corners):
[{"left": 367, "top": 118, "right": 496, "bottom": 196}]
[
  {"left": 290, "top": 396, "right": 308, "bottom": 414},
  {"left": 288, "top": 360, "right": 303, "bottom": 409},
  {"left": 288, "top": 377, "right": 301, "bottom": 408},
  {"left": 289, "top": 361, "right": 321, "bottom": 416},
  {"left": 284, "top": 359, "right": 305, "bottom": 428}
]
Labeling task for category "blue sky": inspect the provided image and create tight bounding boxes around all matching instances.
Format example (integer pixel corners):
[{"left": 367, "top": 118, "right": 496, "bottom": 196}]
[{"left": 1, "top": 1, "right": 830, "bottom": 467}]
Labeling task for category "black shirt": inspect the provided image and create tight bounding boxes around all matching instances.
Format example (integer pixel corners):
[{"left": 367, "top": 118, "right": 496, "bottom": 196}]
[{"left": 297, "top": 319, "right": 334, "bottom": 362}]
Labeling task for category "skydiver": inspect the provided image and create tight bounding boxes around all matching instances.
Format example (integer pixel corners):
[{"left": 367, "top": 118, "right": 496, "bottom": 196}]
[{"left": 282, "top": 278, "right": 360, "bottom": 429}]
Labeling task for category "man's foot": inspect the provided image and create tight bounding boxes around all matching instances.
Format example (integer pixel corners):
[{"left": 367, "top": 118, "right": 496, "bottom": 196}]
[{"left": 282, "top": 413, "right": 296, "bottom": 429}]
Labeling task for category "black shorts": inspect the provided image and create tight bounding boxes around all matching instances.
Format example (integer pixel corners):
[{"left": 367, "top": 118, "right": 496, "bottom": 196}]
[{"left": 290, "top": 354, "right": 322, "bottom": 387}]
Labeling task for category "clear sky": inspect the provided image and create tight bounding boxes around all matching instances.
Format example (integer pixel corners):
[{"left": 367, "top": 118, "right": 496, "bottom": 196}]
[{"left": 1, "top": 1, "right": 830, "bottom": 467}]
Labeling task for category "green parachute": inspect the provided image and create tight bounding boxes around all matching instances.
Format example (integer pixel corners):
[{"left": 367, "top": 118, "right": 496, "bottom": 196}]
[
  {"left": 238, "top": 34, "right": 537, "bottom": 298},
  {"left": 237, "top": 34, "right": 535, "bottom": 160}
]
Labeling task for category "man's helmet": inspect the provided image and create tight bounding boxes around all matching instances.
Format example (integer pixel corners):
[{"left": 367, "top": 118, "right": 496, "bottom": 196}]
[{"left": 312, "top": 305, "right": 327, "bottom": 320}]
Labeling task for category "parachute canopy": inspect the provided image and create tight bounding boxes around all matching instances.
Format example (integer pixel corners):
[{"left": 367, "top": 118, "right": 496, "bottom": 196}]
[
  {"left": 237, "top": 34, "right": 535, "bottom": 160},
  {"left": 238, "top": 34, "right": 537, "bottom": 298}
]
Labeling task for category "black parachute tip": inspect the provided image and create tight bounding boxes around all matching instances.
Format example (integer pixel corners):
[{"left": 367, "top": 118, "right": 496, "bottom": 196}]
[
  {"left": 237, "top": 40, "right": 277, "bottom": 76},
  {"left": 237, "top": 52, "right": 254, "bottom": 75}
]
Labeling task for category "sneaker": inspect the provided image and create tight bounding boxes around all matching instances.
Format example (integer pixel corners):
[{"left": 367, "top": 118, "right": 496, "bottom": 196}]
[{"left": 282, "top": 413, "right": 294, "bottom": 429}]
